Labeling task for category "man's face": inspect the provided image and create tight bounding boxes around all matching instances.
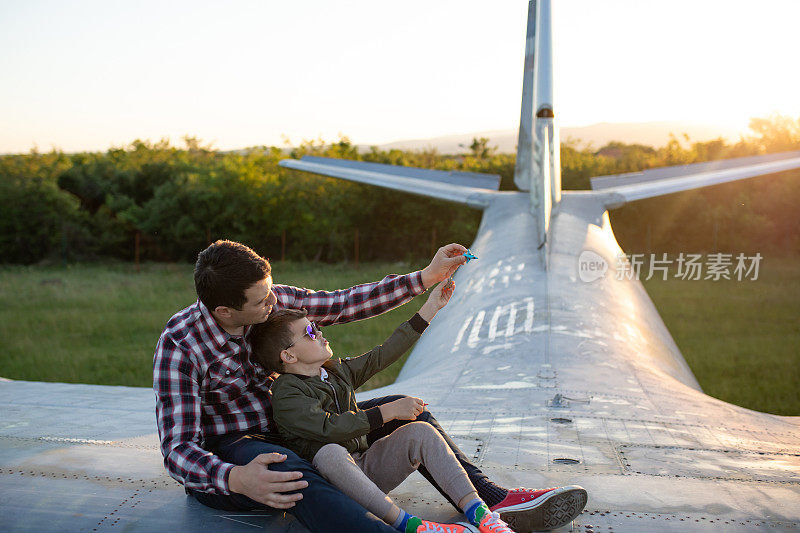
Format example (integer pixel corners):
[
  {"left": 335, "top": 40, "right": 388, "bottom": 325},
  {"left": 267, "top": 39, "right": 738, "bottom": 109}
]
[
  {"left": 284, "top": 318, "right": 333, "bottom": 367},
  {"left": 228, "top": 276, "right": 277, "bottom": 326}
]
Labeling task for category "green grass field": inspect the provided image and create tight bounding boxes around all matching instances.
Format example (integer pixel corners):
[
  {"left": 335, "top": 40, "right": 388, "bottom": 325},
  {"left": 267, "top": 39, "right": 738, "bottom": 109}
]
[
  {"left": 0, "top": 261, "right": 426, "bottom": 392},
  {"left": 640, "top": 257, "right": 800, "bottom": 416},
  {"left": 1, "top": 259, "right": 797, "bottom": 414}
]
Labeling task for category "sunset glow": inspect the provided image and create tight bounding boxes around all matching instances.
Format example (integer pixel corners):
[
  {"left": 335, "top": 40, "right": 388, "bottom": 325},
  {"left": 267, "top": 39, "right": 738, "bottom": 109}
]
[{"left": 1, "top": 0, "right": 798, "bottom": 153}]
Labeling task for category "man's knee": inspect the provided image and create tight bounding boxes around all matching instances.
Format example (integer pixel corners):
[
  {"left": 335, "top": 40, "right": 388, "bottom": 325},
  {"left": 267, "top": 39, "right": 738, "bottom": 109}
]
[
  {"left": 220, "top": 437, "right": 314, "bottom": 476},
  {"left": 415, "top": 407, "right": 434, "bottom": 423},
  {"left": 383, "top": 394, "right": 406, "bottom": 402}
]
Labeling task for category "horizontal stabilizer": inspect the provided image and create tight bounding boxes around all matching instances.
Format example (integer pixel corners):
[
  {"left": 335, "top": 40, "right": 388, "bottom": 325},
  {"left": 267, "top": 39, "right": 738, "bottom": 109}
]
[
  {"left": 298, "top": 157, "right": 501, "bottom": 190},
  {"left": 280, "top": 156, "right": 499, "bottom": 209},
  {"left": 596, "top": 150, "right": 800, "bottom": 208}
]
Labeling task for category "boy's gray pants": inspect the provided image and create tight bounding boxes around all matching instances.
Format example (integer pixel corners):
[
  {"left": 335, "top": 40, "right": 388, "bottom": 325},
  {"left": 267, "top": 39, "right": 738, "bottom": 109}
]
[{"left": 312, "top": 421, "right": 476, "bottom": 521}]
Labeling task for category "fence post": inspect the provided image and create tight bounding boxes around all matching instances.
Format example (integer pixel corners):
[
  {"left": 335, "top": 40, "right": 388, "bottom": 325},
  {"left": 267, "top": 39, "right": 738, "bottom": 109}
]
[
  {"left": 281, "top": 229, "right": 286, "bottom": 262},
  {"left": 431, "top": 227, "right": 437, "bottom": 257},
  {"left": 61, "top": 220, "right": 68, "bottom": 267},
  {"left": 134, "top": 231, "right": 141, "bottom": 273}
]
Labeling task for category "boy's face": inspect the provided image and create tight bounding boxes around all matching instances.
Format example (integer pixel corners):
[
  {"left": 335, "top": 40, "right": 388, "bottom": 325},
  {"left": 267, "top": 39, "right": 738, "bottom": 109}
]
[{"left": 283, "top": 317, "right": 333, "bottom": 368}]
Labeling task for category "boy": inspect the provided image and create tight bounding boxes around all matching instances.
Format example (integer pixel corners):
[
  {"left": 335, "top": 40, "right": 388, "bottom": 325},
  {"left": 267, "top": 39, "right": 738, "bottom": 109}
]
[{"left": 251, "top": 281, "right": 522, "bottom": 533}]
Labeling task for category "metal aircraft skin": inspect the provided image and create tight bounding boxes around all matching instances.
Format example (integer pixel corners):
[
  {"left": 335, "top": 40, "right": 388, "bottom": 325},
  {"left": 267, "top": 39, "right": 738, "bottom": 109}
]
[{"left": 2, "top": 1, "right": 799, "bottom": 531}]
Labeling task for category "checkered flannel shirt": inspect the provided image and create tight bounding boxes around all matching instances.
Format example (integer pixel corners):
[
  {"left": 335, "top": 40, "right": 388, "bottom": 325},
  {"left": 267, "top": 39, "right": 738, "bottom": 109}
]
[{"left": 154, "top": 272, "right": 425, "bottom": 494}]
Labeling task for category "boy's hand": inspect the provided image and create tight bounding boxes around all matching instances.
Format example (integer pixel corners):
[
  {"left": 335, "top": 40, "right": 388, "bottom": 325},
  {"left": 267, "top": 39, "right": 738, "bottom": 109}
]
[
  {"left": 420, "top": 243, "right": 468, "bottom": 289},
  {"left": 418, "top": 280, "right": 454, "bottom": 322},
  {"left": 379, "top": 396, "right": 425, "bottom": 422}
]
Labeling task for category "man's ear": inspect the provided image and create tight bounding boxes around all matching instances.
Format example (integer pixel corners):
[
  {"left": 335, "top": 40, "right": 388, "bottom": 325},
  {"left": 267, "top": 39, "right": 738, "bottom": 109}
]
[
  {"left": 214, "top": 305, "right": 233, "bottom": 319},
  {"left": 280, "top": 349, "right": 296, "bottom": 365}
]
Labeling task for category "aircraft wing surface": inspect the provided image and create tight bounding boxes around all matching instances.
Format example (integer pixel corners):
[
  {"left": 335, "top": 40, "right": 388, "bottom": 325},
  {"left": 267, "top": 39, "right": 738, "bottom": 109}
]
[
  {"left": 592, "top": 151, "right": 800, "bottom": 208},
  {"left": 0, "top": 380, "right": 304, "bottom": 532},
  {"left": 279, "top": 156, "right": 500, "bottom": 208}
]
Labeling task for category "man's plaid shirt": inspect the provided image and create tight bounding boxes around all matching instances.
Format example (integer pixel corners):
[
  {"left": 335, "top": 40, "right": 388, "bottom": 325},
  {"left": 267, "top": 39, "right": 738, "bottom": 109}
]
[{"left": 154, "top": 272, "right": 425, "bottom": 494}]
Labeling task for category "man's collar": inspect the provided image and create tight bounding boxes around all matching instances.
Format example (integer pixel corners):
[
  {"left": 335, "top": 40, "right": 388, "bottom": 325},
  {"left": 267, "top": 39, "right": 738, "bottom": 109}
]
[{"left": 196, "top": 300, "right": 231, "bottom": 349}]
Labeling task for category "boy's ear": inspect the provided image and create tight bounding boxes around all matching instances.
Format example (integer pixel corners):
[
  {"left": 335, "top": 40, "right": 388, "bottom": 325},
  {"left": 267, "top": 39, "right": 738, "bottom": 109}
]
[{"left": 280, "top": 349, "right": 296, "bottom": 365}]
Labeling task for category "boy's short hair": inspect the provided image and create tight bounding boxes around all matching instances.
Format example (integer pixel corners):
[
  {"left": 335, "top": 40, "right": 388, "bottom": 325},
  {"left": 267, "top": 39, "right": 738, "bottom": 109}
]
[
  {"left": 250, "top": 308, "right": 309, "bottom": 374},
  {"left": 194, "top": 240, "right": 271, "bottom": 311}
]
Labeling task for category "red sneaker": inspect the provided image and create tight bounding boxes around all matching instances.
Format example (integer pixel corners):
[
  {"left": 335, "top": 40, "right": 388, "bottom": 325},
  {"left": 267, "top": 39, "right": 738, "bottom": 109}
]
[{"left": 489, "top": 485, "right": 587, "bottom": 531}]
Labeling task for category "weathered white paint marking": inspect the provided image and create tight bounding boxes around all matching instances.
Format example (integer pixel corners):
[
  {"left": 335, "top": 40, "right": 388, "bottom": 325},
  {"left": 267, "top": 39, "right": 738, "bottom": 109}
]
[
  {"left": 524, "top": 297, "right": 535, "bottom": 333},
  {"left": 505, "top": 303, "right": 517, "bottom": 338},
  {"left": 488, "top": 305, "right": 503, "bottom": 341},
  {"left": 467, "top": 310, "right": 486, "bottom": 348},
  {"left": 451, "top": 315, "right": 473, "bottom": 352}
]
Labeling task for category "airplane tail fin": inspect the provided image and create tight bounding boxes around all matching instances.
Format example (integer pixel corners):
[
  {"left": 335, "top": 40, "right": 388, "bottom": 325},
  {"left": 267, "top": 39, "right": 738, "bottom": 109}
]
[{"left": 513, "top": 0, "right": 560, "bottom": 254}]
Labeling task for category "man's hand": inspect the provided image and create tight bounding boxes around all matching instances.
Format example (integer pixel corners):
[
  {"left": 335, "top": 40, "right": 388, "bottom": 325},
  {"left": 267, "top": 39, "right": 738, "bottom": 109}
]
[
  {"left": 418, "top": 281, "right": 454, "bottom": 322},
  {"left": 379, "top": 396, "right": 425, "bottom": 422},
  {"left": 421, "top": 243, "right": 468, "bottom": 289},
  {"left": 228, "top": 453, "right": 308, "bottom": 508}
]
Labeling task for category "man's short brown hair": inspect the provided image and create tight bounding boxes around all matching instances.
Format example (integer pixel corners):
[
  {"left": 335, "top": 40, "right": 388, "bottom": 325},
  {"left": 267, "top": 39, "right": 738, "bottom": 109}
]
[
  {"left": 250, "top": 308, "right": 308, "bottom": 374},
  {"left": 194, "top": 240, "right": 271, "bottom": 311}
]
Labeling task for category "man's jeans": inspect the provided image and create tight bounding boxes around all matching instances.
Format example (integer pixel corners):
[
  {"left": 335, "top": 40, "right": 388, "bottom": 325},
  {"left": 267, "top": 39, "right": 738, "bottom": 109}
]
[
  {"left": 190, "top": 395, "right": 486, "bottom": 530},
  {"left": 190, "top": 432, "right": 393, "bottom": 532}
]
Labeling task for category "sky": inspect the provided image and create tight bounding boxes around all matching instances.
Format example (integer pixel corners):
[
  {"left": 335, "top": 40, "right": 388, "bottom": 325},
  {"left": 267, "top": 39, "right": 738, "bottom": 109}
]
[{"left": 1, "top": 0, "right": 798, "bottom": 153}]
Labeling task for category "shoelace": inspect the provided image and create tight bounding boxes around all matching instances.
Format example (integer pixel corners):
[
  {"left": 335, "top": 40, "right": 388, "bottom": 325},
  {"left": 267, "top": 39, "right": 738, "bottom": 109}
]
[
  {"left": 417, "top": 522, "right": 465, "bottom": 533},
  {"left": 481, "top": 512, "right": 513, "bottom": 533},
  {"left": 506, "top": 487, "right": 554, "bottom": 499},
  {"left": 508, "top": 486, "right": 553, "bottom": 493}
]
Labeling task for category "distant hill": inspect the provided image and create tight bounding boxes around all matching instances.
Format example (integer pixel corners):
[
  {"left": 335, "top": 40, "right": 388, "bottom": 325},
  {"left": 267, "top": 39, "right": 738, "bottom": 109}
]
[{"left": 358, "top": 121, "right": 749, "bottom": 154}]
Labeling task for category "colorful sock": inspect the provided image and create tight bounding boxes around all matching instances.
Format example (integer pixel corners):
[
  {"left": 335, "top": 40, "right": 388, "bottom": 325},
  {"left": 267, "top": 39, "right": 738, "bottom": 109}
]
[
  {"left": 403, "top": 515, "right": 422, "bottom": 533},
  {"left": 464, "top": 499, "right": 490, "bottom": 526},
  {"left": 392, "top": 510, "right": 410, "bottom": 532},
  {"left": 473, "top": 478, "right": 508, "bottom": 508}
]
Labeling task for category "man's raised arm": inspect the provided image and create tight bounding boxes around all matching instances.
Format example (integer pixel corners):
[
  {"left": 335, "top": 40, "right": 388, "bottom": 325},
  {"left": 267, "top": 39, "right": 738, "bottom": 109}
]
[{"left": 273, "top": 243, "right": 468, "bottom": 326}]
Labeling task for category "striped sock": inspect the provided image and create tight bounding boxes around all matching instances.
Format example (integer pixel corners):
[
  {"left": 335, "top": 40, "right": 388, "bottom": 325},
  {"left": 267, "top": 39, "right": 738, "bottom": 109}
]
[
  {"left": 464, "top": 499, "right": 490, "bottom": 526},
  {"left": 403, "top": 515, "right": 422, "bottom": 533},
  {"left": 392, "top": 510, "right": 409, "bottom": 532}
]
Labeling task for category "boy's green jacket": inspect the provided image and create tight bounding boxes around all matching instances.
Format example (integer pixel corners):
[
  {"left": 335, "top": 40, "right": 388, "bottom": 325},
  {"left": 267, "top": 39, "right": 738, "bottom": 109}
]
[{"left": 270, "top": 315, "right": 427, "bottom": 462}]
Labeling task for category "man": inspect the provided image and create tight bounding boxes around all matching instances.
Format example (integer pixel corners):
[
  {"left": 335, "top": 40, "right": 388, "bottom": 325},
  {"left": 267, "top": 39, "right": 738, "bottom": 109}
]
[{"left": 154, "top": 240, "right": 586, "bottom": 532}]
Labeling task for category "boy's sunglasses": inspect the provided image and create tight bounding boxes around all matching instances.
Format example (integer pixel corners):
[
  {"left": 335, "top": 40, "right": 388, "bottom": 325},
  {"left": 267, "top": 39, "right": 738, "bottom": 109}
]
[{"left": 286, "top": 322, "right": 321, "bottom": 348}]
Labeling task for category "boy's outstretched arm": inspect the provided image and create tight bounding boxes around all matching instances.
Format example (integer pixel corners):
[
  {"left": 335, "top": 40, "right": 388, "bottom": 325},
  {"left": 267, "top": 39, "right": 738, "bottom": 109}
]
[
  {"left": 342, "top": 280, "right": 455, "bottom": 390},
  {"left": 417, "top": 278, "right": 455, "bottom": 323}
]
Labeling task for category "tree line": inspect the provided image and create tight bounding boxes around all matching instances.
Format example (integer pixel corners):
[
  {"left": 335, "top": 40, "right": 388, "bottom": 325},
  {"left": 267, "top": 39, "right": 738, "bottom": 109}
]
[{"left": 1, "top": 114, "right": 798, "bottom": 265}]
